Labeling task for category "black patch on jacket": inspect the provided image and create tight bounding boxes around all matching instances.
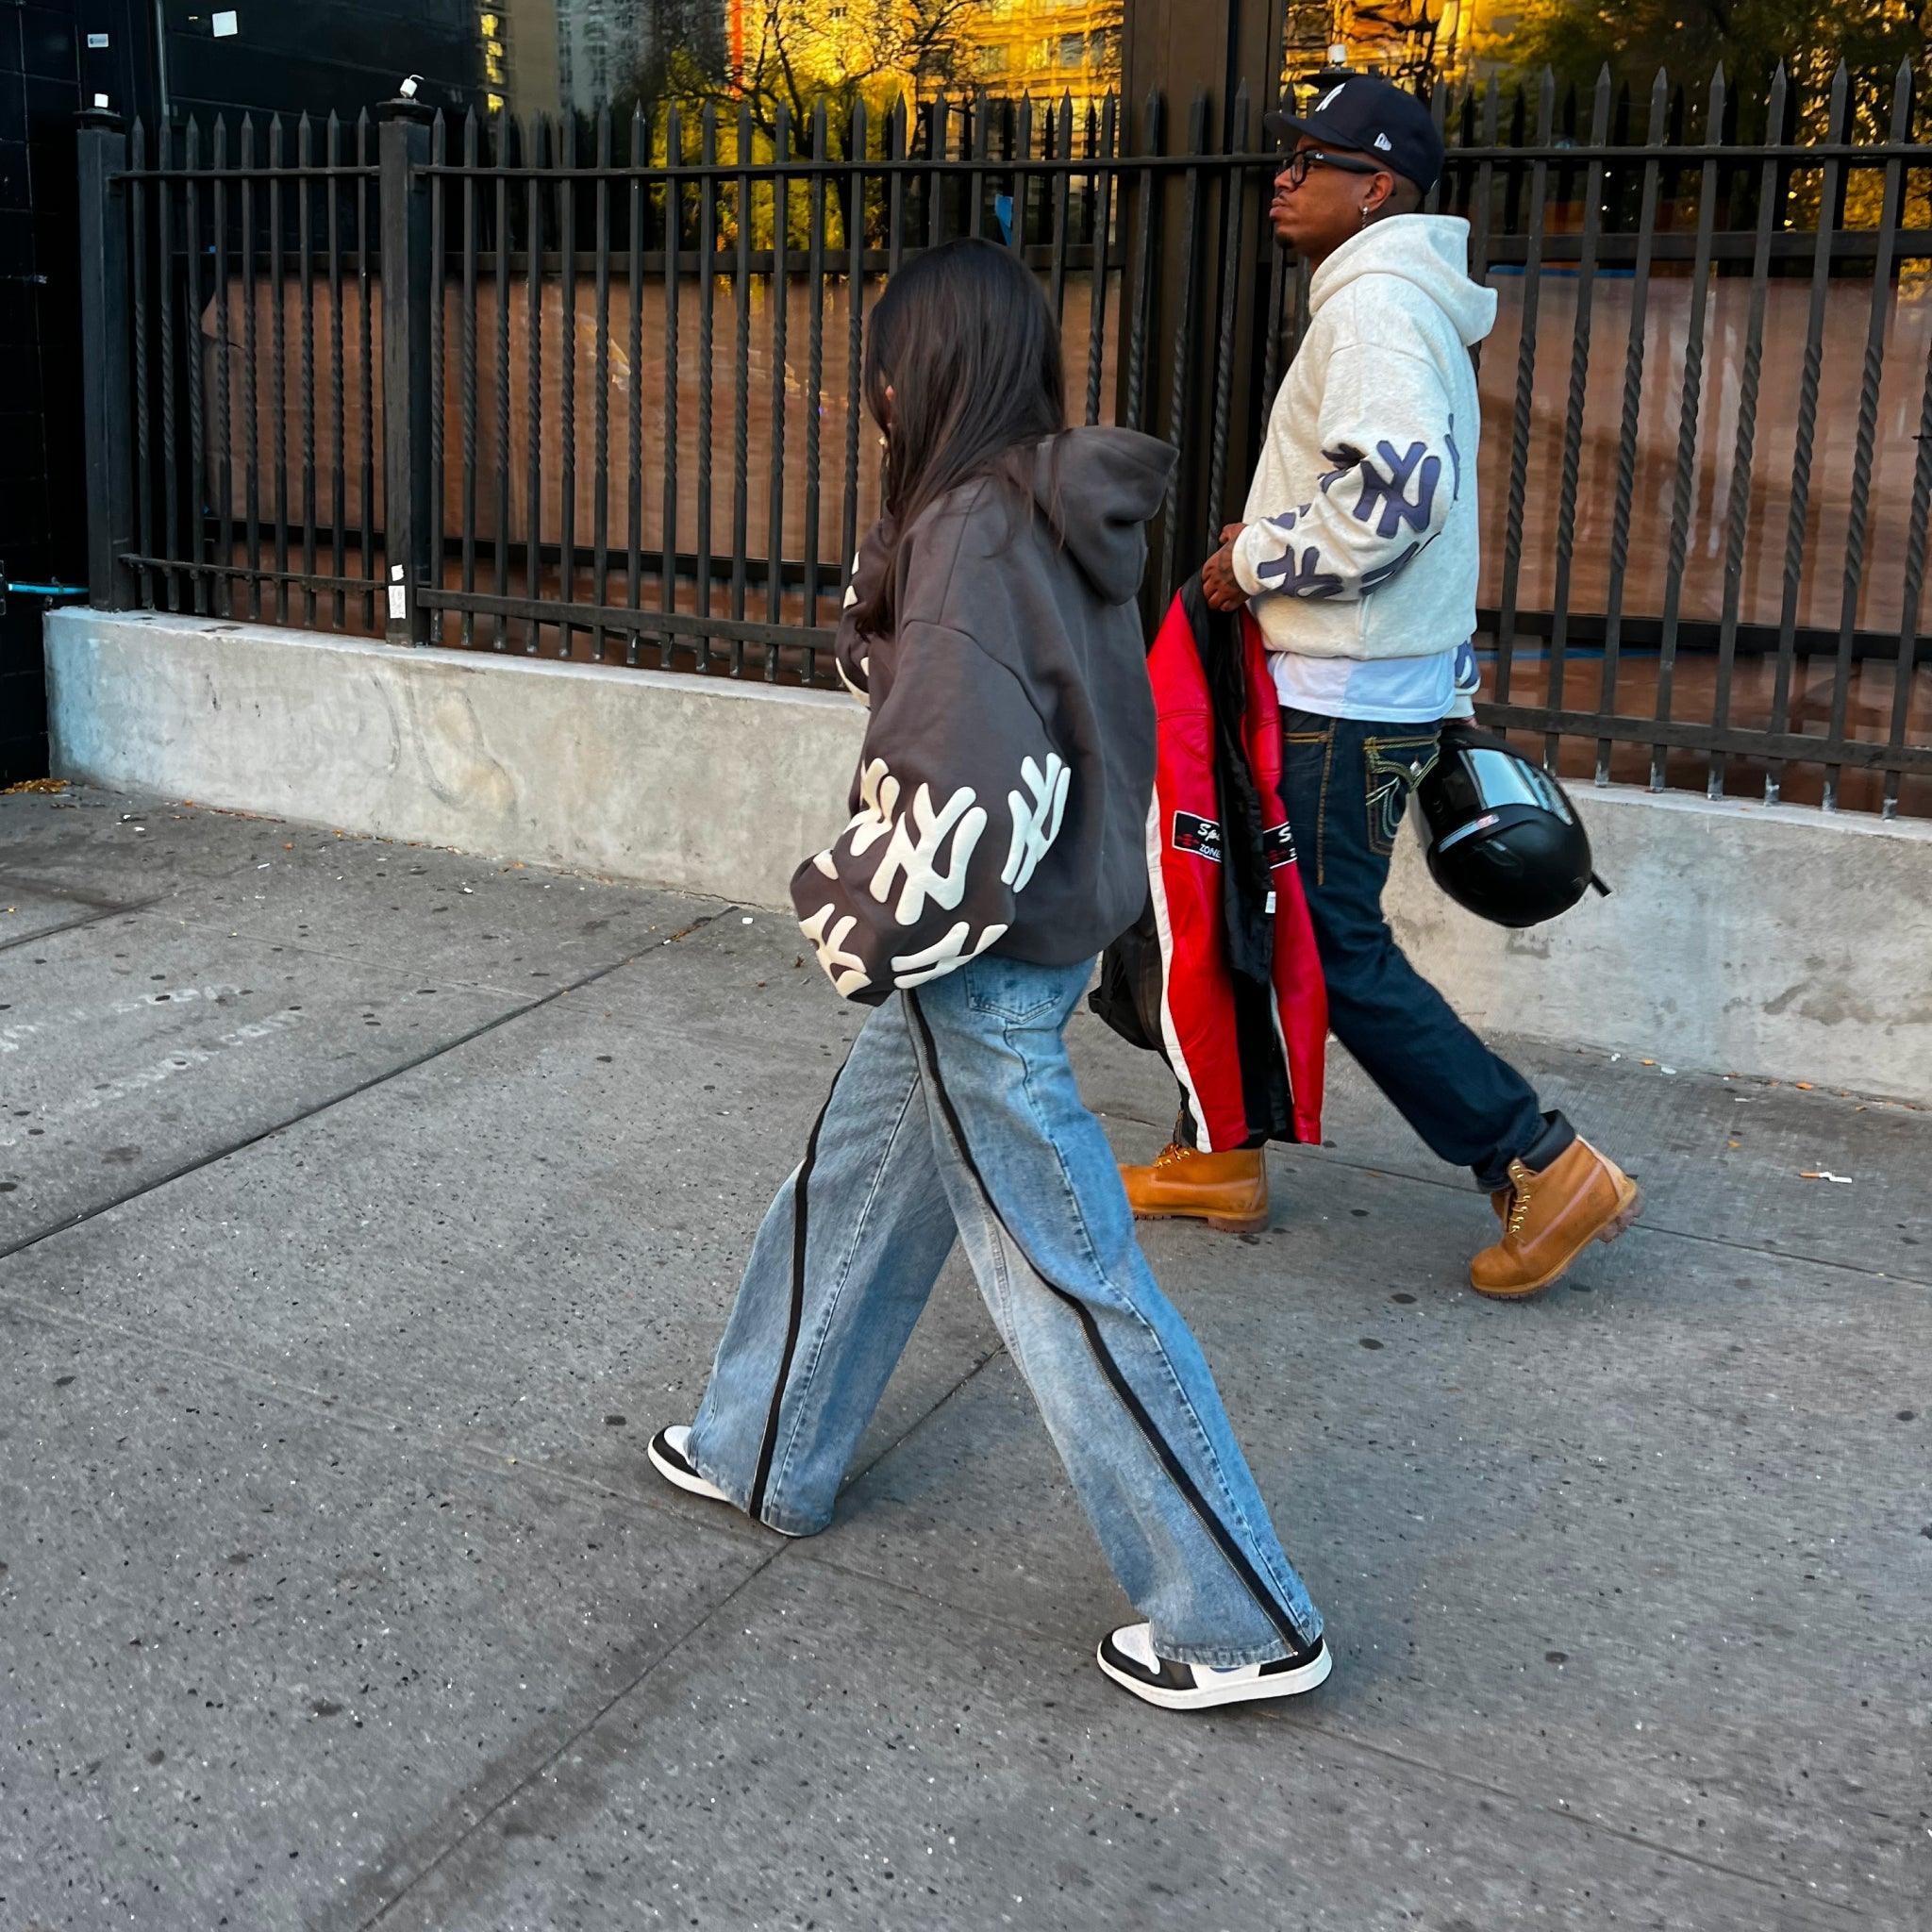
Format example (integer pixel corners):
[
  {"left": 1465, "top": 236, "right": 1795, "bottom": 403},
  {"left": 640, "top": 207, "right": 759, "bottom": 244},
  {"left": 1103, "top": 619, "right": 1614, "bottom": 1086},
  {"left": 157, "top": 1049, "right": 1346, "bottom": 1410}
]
[{"left": 1172, "top": 811, "right": 1224, "bottom": 862}]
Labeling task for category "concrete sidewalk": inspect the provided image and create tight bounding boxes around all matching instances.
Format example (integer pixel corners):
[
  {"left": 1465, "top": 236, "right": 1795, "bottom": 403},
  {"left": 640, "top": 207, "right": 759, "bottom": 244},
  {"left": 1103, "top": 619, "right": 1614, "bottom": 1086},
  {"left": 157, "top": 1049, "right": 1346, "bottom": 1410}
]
[{"left": 1, "top": 784, "right": 1925, "bottom": 1932}]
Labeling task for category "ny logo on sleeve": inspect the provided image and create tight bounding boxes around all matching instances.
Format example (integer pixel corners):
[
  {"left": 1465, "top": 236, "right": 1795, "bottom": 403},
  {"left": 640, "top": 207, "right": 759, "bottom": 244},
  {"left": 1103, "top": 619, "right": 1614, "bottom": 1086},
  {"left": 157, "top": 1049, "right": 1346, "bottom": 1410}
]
[
  {"left": 846, "top": 759, "right": 989, "bottom": 926},
  {"left": 1002, "top": 754, "right": 1070, "bottom": 892},
  {"left": 1256, "top": 543, "right": 1346, "bottom": 600},
  {"left": 799, "top": 902, "right": 872, "bottom": 997},
  {"left": 1352, "top": 439, "right": 1441, "bottom": 538}
]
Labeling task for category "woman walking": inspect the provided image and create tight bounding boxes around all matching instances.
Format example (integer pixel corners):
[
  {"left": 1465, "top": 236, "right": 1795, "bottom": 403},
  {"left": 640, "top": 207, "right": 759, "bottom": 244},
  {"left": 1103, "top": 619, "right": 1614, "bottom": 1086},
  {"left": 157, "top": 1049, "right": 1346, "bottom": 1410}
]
[{"left": 650, "top": 238, "right": 1329, "bottom": 1711}]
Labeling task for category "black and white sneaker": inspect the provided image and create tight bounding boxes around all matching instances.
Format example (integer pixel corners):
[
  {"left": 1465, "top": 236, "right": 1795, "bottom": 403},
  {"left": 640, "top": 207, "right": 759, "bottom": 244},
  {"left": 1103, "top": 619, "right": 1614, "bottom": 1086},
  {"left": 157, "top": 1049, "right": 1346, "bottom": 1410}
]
[
  {"left": 1096, "top": 1623, "right": 1332, "bottom": 1711},
  {"left": 646, "top": 1424, "right": 731, "bottom": 1505},
  {"left": 646, "top": 1424, "right": 805, "bottom": 1537}
]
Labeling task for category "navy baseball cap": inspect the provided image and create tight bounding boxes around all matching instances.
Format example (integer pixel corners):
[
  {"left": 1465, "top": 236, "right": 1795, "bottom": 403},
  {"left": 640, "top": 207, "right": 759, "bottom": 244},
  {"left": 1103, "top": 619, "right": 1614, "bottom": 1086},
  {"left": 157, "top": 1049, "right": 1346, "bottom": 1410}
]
[{"left": 1265, "top": 75, "right": 1444, "bottom": 194}]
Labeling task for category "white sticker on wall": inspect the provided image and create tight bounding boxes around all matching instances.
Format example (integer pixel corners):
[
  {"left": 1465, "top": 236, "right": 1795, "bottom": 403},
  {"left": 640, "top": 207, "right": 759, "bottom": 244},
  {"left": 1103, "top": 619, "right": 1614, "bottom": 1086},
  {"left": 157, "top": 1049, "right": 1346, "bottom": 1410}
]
[
  {"left": 87, "top": 33, "right": 110, "bottom": 49},
  {"left": 212, "top": 10, "right": 239, "bottom": 37},
  {"left": 388, "top": 584, "right": 407, "bottom": 620}
]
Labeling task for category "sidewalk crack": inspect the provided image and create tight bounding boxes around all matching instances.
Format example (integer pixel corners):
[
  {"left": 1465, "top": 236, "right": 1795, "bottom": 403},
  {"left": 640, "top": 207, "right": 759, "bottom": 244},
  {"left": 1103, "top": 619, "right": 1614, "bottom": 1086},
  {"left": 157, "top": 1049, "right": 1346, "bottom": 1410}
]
[{"left": 0, "top": 911, "right": 724, "bottom": 1267}]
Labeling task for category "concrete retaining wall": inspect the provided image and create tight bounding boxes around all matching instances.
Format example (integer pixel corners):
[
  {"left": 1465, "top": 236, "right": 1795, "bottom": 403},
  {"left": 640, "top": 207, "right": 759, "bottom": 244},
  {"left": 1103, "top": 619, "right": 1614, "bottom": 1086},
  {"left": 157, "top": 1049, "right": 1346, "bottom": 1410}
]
[{"left": 45, "top": 608, "right": 1932, "bottom": 1102}]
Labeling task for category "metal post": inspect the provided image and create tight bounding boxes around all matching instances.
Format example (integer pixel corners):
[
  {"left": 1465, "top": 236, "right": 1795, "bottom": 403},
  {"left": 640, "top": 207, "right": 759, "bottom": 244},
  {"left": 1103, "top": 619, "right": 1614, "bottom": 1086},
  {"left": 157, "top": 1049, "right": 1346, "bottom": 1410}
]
[
  {"left": 76, "top": 109, "right": 139, "bottom": 610},
  {"left": 1117, "top": 0, "right": 1287, "bottom": 610},
  {"left": 379, "top": 94, "right": 436, "bottom": 644}
]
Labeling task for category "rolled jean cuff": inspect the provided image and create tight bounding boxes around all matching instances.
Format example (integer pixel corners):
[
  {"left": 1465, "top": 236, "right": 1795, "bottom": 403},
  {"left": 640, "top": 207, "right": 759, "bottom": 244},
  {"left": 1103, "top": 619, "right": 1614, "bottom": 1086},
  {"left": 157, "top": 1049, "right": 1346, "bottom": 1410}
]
[{"left": 1478, "top": 1108, "right": 1575, "bottom": 1191}]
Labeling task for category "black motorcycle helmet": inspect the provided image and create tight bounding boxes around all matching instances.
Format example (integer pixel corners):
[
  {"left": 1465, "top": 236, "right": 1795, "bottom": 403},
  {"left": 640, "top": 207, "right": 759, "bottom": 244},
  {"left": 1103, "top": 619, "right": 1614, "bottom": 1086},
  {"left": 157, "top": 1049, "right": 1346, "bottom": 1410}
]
[{"left": 1416, "top": 724, "right": 1608, "bottom": 928}]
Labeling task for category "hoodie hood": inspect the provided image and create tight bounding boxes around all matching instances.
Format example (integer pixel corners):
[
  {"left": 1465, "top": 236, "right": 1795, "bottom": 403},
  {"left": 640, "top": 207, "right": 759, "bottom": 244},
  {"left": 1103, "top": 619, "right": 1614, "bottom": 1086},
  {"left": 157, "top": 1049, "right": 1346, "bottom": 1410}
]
[
  {"left": 1028, "top": 426, "right": 1176, "bottom": 607},
  {"left": 1307, "top": 214, "right": 1497, "bottom": 349}
]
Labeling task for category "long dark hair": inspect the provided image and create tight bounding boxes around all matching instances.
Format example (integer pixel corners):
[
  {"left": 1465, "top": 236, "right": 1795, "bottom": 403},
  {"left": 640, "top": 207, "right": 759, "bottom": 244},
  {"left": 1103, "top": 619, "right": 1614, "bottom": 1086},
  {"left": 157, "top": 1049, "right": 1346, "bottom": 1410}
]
[{"left": 851, "top": 236, "right": 1066, "bottom": 639}]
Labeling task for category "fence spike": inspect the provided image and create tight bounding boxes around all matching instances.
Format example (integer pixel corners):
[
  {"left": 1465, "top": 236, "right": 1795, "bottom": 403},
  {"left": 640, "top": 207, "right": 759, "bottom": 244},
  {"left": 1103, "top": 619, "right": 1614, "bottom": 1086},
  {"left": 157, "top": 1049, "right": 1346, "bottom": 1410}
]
[{"left": 1890, "top": 57, "right": 1914, "bottom": 122}]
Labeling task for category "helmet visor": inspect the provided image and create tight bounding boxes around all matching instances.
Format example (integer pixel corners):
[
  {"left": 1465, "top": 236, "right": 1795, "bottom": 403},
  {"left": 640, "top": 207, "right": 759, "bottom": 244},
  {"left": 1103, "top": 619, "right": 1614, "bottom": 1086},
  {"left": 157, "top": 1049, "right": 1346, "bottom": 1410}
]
[{"left": 1454, "top": 745, "right": 1576, "bottom": 824}]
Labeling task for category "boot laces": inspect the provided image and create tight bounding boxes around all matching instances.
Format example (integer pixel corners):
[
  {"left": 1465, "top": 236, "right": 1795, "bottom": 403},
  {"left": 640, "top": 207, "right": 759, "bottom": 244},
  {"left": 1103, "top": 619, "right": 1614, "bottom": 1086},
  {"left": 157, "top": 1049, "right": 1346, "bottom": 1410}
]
[
  {"left": 1153, "top": 1142, "right": 1191, "bottom": 1171},
  {"left": 1503, "top": 1158, "right": 1536, "bottom": 1240}
]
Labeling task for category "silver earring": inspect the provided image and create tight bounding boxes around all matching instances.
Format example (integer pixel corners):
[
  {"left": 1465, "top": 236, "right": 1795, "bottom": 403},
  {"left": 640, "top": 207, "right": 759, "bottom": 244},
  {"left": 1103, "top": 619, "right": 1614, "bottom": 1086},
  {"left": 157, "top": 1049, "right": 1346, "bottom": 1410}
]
[{"left": 1359, "top": 201, "right": 1371, "bottom": 230}]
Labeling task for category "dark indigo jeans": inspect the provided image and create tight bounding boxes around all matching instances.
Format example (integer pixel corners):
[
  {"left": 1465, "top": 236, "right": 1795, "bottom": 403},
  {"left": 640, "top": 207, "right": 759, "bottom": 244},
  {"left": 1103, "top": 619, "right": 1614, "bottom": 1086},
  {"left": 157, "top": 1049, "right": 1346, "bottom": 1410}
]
[{"left": 1279, "top": 707, "right": 1568, "bottom": 1192}]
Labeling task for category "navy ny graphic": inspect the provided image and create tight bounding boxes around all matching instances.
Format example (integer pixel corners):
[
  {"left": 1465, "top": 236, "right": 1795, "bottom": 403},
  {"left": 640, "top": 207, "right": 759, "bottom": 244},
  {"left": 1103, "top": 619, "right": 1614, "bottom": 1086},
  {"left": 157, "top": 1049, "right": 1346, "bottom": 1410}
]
[
  {"left": 1444, "top": 412, "right": 1462, "bottom": 501},
  {"left": 1360, "top": 537, "right": 1432, "bottom": 591},
  {"left": 1352, "top": 440, "right": 1441, "bottom": 539},
  {"left": 1317, "top": 446, "right": 1360, "bottom": 495},
  {"left": 1256, "top": 542, "right": 1345, "bottom": 600}
]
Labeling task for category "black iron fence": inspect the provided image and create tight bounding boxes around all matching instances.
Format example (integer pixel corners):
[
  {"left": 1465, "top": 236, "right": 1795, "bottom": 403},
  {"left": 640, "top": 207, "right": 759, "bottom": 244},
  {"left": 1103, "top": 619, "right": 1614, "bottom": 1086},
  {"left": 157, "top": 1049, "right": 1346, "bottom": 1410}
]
[{"left": 77, "top": 67, "right": 1932, "bottom": 817}]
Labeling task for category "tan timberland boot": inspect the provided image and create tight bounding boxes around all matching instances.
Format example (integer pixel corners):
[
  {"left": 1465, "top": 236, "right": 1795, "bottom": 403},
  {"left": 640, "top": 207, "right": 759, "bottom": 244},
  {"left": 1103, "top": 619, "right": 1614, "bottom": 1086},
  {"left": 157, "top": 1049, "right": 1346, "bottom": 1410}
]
[
  {"left": 1120, "top": 1143, "right": 1270, "bottom": 1234},
  {"left": 1470, "top": 1137, "right": 1641, "bottom": 1298}
]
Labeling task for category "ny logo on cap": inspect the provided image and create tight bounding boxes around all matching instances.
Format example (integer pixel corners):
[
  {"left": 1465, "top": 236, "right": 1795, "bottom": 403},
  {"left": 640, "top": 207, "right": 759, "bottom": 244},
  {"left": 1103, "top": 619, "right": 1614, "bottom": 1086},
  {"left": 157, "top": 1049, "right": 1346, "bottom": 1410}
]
[{"left": 1316, "top": 82, "right": 1346, "bottom": 111}]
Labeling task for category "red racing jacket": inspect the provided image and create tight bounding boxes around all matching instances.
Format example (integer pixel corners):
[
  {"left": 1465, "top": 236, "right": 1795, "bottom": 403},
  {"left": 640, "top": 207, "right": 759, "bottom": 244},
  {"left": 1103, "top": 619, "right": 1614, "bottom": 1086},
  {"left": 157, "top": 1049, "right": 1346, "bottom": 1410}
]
[{"left": 1091, "top": 580, "right": 1326, "bottom": 1151}]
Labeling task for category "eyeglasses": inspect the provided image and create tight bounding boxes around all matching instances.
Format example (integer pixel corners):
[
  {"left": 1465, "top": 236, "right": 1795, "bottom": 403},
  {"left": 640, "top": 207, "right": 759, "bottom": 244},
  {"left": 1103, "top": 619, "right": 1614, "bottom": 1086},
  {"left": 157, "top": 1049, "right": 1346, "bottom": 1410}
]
[{"left": 1278, "top": 148, "right": 1383, "bottom": 189}]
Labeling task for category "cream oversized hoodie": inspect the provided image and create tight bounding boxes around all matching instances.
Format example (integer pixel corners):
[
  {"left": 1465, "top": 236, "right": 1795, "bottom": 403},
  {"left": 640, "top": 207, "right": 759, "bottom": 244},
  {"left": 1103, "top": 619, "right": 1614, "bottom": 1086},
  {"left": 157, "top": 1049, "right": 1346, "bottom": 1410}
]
[{"left": 1231, "top": 214, "right": 1497, "bottom": 719}]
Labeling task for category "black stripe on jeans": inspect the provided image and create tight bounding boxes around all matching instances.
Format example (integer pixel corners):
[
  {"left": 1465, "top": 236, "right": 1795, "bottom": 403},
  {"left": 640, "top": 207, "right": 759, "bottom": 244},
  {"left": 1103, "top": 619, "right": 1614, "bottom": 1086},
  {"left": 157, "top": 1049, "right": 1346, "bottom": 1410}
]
[
  {"left": 745, "top": 1064, "right": 841, "bottom": 1524},
  {"left": 905, "top": 993, "right": 1316, "bottom": 1658}
]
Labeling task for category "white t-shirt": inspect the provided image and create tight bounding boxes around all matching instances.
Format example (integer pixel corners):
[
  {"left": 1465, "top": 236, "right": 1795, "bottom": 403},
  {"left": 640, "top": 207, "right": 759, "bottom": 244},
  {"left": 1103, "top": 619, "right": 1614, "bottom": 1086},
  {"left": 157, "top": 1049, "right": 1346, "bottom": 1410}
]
[{"left": 1271, "top": 638, "right": 1480, "bottom": 724}]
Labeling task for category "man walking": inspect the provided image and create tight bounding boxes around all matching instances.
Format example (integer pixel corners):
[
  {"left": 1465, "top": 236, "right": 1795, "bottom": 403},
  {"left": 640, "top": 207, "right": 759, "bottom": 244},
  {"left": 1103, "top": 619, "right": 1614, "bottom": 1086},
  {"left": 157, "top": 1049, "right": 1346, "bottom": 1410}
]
[{"left": 1122, "top": 75, "right": 1639, "bottom": 1298}]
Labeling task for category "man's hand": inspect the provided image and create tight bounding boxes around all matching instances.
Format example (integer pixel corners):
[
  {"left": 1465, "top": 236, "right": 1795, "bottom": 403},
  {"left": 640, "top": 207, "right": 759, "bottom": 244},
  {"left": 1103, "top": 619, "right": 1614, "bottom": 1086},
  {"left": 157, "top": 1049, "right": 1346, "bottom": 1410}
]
[{"left": 1201, "top": 524, "right": 1248, "bottom": 612}]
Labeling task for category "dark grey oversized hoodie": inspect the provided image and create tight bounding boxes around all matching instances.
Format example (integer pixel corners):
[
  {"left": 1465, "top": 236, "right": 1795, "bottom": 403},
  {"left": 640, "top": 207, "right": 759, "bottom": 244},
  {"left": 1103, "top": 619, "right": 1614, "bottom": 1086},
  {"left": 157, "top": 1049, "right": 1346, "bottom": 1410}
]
[{"left": 792, "top": 425, "right": 1175, "bottom": 1004}]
